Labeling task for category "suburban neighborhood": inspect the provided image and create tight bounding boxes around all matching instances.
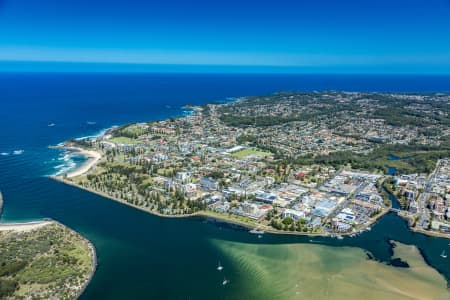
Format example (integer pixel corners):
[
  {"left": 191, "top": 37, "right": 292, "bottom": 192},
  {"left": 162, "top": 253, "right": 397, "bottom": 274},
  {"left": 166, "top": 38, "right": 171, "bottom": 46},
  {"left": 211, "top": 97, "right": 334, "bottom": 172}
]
[{"left": 58, "top": 91, "right": 450, "bottom": 237}]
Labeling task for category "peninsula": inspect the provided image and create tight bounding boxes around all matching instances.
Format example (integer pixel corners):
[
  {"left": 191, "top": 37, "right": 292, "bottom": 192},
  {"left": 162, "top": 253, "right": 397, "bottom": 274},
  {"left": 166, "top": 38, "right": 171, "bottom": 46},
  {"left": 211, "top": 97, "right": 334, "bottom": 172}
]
[
  {"left": 53, "top": 91, "right": 450, "bottom": 238},
  {"left": 0, "top": 192, "right": 96, "bottom": 299}
]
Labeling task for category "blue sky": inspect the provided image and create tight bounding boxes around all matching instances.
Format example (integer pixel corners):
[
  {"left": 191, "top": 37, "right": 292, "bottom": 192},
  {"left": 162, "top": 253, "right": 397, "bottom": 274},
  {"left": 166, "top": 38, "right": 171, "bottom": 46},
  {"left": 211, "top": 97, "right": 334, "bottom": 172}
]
[{"left": 0, "top": 0, "right": 449, "bottom": 73}]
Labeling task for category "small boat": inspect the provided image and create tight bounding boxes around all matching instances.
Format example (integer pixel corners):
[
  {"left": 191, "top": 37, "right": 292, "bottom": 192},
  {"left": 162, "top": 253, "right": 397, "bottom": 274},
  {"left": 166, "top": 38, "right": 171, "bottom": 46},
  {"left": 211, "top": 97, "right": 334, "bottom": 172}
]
[
  {"left": 217, "top": 261, "right": 223, "bottom": 271},
  {"left": 222, "top": 278, "right": 229, "bottom": 286},
  {"left": 336, "top": 235, "right": 344, "bottom": 240},
  {"left": 440, "top": 250, "right": 447, "bottom": 259},
  {"left": 48, "top": 123, "right": 55, "bottom": 127},
  {"left": 365, "top": 226, "right": 372, "bottom": 231},
  {"left": 257, "top": 234, "right": 263, "bottom": 239},
  {"left": 249, "top": 228, "right": 264, "bottom": 235}
]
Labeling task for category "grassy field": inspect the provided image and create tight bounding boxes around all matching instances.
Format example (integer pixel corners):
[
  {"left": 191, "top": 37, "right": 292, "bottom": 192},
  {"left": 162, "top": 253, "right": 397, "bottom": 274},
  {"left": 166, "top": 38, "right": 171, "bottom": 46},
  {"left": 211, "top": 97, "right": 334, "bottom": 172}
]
[
  {"left": 119, "top": 124, "right": 147, "bottom": 136},
  {"left": 232, "top": 148, "right": 271, "bottom": 159},
  {"left": 109, "top": 136, "right": 140, "bottom": 144}
]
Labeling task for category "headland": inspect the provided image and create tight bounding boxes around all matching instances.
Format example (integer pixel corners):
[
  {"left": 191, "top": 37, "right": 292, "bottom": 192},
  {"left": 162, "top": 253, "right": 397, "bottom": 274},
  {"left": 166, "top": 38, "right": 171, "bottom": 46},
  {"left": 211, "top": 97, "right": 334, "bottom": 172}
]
[{"left": 0, "top": 191, "right": 97, "bottom": 299}]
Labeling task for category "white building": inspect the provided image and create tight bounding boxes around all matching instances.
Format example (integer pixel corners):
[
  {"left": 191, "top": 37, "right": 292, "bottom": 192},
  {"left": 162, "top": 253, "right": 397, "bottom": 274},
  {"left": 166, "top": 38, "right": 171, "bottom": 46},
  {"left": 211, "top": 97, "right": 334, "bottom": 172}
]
[{"left": 282, "top": 209, "right": 306, "bottom": 220}]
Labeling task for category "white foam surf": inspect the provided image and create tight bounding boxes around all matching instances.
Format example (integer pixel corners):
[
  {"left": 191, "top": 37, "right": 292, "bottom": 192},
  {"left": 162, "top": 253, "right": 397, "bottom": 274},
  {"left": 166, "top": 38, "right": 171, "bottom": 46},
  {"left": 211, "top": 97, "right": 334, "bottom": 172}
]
[{"left": 13, "top": 150, "right": 24, "bottom": 155}]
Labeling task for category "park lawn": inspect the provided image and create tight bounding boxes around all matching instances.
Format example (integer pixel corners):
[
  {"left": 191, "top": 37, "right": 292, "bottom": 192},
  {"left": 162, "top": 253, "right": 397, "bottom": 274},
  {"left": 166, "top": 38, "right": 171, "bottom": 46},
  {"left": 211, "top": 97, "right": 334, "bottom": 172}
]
[
  {"left": 232, "top": 148, "right": 271, "bottom": 159},
  {"left": 109, "top": 136, "right": 140, "bottom": 144},
  {"left": 120, "top": 125, "right": 147, "bottom": 136}
]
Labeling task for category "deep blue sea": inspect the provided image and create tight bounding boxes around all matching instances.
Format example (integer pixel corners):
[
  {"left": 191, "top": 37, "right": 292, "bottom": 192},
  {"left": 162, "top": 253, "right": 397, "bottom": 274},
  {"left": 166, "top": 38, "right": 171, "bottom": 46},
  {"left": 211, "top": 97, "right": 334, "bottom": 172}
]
[{"left": 0, "top": 73, "right": 449, "bottom": 299}]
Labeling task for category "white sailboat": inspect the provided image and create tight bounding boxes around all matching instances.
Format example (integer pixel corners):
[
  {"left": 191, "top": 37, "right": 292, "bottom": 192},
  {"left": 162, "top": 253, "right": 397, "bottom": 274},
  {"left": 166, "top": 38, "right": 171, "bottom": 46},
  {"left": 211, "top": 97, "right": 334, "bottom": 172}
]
[
  {"left": 217, "top": 261, "right": 223, "bottom": 271},
  {"left": 249, "top": 228, "right": 265, "bottom": 235},
  {"left": 222, "top": 278, "right": 229, "bottom": 286},
  {"left": 440, "top": 250, "right": 447, "bottom": 258}
]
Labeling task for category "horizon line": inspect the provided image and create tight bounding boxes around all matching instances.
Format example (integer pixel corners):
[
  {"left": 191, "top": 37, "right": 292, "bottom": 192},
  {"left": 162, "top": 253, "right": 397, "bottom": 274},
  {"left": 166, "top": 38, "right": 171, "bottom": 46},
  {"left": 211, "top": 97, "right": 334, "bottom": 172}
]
[{"left": 1, "top": 60, "right": 450, "bottom": 75}]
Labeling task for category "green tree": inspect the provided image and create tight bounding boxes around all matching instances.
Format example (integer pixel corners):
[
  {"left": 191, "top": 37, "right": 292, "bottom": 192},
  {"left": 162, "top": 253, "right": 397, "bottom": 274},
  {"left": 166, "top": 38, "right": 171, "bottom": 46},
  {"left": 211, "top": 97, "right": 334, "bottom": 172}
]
[{"left": 282, "top": 217, "right": 294, "bottom": 226}]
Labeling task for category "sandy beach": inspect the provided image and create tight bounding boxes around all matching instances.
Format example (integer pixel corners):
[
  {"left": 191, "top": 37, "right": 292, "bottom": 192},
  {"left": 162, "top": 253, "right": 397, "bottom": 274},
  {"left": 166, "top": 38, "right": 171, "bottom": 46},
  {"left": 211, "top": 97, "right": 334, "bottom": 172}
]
[
  {"left": 0, "top": 191, "right": 51, "bottom": 232},
  {"left": 0, "top": 220, "right": 52, "bottom": 232},
  {"left": 66, "top": 147, "right": 102, "bottom": 178}
]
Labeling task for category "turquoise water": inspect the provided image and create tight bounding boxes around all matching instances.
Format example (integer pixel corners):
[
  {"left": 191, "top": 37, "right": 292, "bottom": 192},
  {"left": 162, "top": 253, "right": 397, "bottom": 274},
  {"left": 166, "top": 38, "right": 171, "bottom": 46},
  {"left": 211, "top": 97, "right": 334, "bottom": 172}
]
[{"left": 0, "top": 73, "right": 449, "bottom": 298}]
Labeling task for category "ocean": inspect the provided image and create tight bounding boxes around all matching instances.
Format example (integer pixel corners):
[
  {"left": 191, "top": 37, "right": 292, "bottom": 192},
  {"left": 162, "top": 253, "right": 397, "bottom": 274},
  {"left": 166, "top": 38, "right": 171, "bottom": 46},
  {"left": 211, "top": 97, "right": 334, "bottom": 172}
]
[{"left": 0, "top": 73, "right": 449, "bottom": 299}]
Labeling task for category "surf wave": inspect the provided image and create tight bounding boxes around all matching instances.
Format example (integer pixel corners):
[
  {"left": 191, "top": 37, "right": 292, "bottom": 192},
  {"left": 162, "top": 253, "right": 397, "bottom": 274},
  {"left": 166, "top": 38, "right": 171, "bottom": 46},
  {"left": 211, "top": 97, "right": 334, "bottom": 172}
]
[
  {"left": 13, "top": 150, "right": 24, "bottom": 155},
  {"left": 49, "top": 150, "right": 86, "bottom": 176},
  {"left": 74, "top": 127, "right": 113, "bottom": 141}
]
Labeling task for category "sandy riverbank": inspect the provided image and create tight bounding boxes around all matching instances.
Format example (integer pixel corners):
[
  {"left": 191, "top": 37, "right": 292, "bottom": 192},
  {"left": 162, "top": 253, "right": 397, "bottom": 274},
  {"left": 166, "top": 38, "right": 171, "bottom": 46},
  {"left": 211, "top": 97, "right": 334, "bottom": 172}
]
[
  {"left": 65, "top": 147, "right": 102, "bottom": 178},
  {"left": 411, "top": 227, "right": 450, "bottom": 239},
  {"left": 0, "top": 220, "right": 53, "bottom": 232}
]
